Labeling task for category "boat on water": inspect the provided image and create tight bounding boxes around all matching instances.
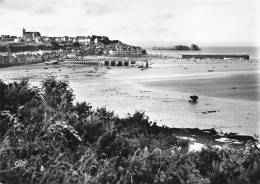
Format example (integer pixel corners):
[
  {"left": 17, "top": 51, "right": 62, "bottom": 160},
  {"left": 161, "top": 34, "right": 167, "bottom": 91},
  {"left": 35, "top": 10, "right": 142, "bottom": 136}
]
[{"left": 45, "top": 59, "right": 59, "bottom": 65}]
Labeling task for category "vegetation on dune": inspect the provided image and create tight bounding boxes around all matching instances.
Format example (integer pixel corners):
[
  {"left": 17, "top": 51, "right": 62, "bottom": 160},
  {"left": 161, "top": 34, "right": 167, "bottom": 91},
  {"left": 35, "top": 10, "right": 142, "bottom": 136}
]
[{"left": 0, "top": 77, "right": 259, "bottom": 184}]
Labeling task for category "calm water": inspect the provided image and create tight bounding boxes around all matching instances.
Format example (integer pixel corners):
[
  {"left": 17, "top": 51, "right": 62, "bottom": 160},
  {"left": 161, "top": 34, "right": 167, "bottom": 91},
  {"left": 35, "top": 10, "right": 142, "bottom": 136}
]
[
  {"left": 143, "top": 73, "right": 260, "bottom": 102},
  {"left": 145, "top": 47, "right": 260, "bottom": 59}
]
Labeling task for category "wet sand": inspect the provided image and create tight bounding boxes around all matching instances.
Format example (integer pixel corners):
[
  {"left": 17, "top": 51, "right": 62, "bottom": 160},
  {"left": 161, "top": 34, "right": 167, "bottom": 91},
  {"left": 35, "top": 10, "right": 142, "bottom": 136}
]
[
  {"left": 104, "top": 59, "right": 259, "bottom": 136},
  {"left": 0, "top": 58, "right": 259, "bottom": 136}
]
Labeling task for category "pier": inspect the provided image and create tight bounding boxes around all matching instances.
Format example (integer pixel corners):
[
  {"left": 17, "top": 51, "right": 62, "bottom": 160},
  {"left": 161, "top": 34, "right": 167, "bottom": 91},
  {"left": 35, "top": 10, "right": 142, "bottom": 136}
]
[{"left": 181, "top": 54, "right": 249, "bottom": 60}]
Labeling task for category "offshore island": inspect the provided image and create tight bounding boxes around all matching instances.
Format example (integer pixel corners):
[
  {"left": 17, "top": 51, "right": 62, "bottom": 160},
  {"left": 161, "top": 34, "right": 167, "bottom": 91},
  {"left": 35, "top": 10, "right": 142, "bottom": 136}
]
[{"left": 153, "top": 44, "right": 201, "bottom": 51}]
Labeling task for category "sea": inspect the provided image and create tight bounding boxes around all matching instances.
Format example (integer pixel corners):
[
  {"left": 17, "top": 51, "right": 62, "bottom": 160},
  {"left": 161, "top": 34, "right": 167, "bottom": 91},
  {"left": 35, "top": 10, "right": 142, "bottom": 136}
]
[{"left": 145, "top": 47, "right": 260, "bottom": 59}]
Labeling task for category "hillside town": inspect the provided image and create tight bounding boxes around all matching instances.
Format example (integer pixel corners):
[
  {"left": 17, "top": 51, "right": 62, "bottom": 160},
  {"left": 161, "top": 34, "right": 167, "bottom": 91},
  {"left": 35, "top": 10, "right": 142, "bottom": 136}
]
[{"left": 0, "top": 28, "right": 144, "bottom": 65}]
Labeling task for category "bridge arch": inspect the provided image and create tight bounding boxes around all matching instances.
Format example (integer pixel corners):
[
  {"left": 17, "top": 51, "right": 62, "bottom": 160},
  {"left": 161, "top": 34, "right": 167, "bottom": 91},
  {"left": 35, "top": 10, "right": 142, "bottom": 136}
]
[
  {"left": 117, "top": 61, "right": 123, "bottom": 66},
  {"left": 110, "top": 61, "right": 116, "bottom": 66},
  {"left": 104, "top": 61, "right": 109, "bottom": 66}
]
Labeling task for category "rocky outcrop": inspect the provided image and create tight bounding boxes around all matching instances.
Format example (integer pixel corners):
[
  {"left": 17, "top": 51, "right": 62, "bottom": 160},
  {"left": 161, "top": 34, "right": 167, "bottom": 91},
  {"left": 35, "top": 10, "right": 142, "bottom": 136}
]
[
  {"left": 172, "top": 45, "right": 190, "bottom": 50},
  {"left": 153, "top": 44, "right": 201, "bottom": 51},
  {"left": 190, "top": 44, "right": 200, "bottom": 50}
]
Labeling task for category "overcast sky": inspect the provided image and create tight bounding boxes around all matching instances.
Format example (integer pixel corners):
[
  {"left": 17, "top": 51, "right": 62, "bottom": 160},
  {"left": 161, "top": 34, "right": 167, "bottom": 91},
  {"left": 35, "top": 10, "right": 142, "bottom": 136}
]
[{"left": 0, "top": 0, "right": 259, "bottom": 47}]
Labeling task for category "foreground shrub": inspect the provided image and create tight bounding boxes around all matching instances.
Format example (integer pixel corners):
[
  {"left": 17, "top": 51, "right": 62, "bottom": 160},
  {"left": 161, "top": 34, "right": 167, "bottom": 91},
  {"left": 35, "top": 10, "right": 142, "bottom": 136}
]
[
  {"left": 41, "top": 76, "right": 74, "bottom": 109},
  {"left": 0, "top": 78, "right": 37, "bottom": 113}
]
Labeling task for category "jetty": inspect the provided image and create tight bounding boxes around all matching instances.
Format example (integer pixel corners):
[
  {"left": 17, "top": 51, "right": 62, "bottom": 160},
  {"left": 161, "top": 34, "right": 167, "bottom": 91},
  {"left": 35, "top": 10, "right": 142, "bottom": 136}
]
[{"left": 182, "top": 54, "right": 249, "bottom": 60}]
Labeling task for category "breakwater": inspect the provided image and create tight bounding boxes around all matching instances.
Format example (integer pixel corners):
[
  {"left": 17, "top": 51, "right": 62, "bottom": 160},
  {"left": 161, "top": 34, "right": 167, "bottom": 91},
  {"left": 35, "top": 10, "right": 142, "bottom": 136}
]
[{"left": 182, "top": 54, "right": 249, "bottom": 59}]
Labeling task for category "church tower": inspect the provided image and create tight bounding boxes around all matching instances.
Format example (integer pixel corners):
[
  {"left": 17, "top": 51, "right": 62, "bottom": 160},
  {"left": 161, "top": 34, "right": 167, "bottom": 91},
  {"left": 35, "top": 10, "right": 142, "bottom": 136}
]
[{"left": 22, "top": 28, "right": 25, "bottom": 36}]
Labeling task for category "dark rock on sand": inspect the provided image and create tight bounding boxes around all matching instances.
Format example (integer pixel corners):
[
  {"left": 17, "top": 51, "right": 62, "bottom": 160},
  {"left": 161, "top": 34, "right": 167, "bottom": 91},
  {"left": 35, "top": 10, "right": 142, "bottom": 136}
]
[
  {"left": 189, "top": 95, "right": 198, "bottom": 103},
  {"left": 201, "top": 110, "right": 220, "bottom": 114}
]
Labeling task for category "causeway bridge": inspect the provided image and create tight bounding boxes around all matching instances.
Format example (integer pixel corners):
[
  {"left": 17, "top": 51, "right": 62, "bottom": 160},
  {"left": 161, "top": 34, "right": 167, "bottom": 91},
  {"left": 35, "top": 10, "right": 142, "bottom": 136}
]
[{"left": 63, "top": 59, "right": 149, "bottom": 67}]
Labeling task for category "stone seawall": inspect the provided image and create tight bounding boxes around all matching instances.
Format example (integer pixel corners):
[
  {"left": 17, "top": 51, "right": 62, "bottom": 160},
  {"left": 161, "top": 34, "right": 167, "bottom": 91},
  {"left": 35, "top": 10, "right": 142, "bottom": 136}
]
[{"left": 0, "top": 61, "right": 43, "bottom": 68}]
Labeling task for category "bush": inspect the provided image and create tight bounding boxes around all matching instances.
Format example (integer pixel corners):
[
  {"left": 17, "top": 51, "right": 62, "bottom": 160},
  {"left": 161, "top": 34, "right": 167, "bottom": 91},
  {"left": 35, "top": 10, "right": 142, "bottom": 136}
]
[
  {"left": 0, "top": 78, "right": 37, "bottom": 113},
  {"left": 41, "top": 76, "right": 74, "bottom": 109}
]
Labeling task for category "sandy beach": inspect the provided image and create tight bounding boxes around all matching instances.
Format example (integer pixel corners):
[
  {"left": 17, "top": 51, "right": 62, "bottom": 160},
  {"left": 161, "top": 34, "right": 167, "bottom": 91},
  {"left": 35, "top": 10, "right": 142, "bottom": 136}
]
[{"left": 0, "top": 57, "right": 259, "bottom": 136}]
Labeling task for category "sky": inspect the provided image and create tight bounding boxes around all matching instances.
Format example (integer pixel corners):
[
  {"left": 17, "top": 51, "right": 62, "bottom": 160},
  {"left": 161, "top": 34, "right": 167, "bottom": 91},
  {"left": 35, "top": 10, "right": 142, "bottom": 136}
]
[{"left": 0, "top": 0, "right": 259, "bottom": 47}]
